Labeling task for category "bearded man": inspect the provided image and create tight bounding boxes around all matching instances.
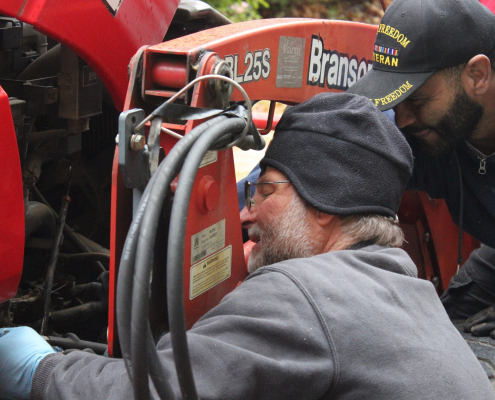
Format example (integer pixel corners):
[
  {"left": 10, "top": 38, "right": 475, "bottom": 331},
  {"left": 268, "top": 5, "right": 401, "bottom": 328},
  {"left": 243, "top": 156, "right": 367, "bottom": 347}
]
[
  {"left": 347, "top": 0, "right": 495, "bottom": 336},
  {"left": 0, "top": 93, "right": 493, "bottom": 400}
]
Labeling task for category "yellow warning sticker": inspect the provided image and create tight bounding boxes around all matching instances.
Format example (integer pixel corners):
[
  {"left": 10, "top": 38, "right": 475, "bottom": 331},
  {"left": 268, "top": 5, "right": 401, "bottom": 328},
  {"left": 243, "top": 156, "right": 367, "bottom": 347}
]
[{"left": 190, "top": 246, "right": 232, "bottom": 299}]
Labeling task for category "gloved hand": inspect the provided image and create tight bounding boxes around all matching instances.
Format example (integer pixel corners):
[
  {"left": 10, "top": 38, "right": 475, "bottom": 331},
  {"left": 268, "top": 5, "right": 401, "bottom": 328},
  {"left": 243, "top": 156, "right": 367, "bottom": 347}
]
[
  {"left": 0, "top": 326, "right": 55, "bottom": 400},
  {"left": 463, "top": 306, "right": 495, "bottom": 338}
]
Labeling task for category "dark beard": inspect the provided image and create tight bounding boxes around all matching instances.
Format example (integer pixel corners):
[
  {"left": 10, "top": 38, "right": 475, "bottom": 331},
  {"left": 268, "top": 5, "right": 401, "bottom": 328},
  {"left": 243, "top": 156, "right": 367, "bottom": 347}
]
[{"left": 402, "top": 88, "right": 483, "bottom": 157}]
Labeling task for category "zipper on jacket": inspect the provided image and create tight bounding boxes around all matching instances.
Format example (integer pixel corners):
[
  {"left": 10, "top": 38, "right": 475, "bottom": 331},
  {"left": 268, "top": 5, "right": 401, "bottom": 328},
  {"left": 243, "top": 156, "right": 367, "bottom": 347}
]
[
  {"left": 466, "top": 141, "right": 491, "bottom": 175},
  {"left": 478, "top": 157, "right": 486, "bottom": 175},
  {"left": 478, "top": 157, "right": 487, "bottom": 175}
]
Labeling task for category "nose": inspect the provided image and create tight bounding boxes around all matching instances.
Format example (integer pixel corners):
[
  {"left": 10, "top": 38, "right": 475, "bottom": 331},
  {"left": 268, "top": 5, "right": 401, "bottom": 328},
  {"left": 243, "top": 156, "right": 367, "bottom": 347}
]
[
  {"left": 393, "top": 100, "right": 417, "bottom": 129},
  {"left": 240, "top": 205, "right": 256, "bottom": 230}
]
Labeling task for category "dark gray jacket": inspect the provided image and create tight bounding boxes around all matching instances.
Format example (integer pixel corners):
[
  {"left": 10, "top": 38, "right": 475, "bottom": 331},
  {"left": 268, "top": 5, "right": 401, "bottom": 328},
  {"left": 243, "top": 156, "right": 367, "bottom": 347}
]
[
  {"left": 408, "top": 140, "right": 495, "bottom": 248},
  {"left": 32, "top": 245, "right": 494, "bottom": 399}
]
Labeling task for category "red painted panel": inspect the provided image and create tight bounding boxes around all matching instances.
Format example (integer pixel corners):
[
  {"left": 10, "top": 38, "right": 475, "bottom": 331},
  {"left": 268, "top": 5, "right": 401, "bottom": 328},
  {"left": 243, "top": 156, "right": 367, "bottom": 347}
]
[
  {"left": 481, "top": 0, "right": 495, "bottom": 12},
  {"left": 0, "top": 0, "right": 25, "bottom": 14},
  {"left": 0, "top": 0, "right": 179, "bottom": 110},
  {"left": 0, "top": 87, "right": 24, "bottom": 303},
  {"left": 418, "top": 193, "right": 480, "bottom": 291}
]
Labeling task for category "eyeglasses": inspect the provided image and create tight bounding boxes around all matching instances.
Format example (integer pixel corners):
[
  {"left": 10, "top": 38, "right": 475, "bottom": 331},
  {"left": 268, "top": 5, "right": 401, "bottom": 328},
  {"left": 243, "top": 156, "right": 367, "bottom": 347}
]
[{"left": 244, "top": 180, "right": 290, "bottom": 211}]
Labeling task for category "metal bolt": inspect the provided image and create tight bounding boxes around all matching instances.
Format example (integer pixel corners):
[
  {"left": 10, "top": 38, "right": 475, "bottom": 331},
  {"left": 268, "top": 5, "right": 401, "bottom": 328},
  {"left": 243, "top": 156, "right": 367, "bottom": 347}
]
[
  {"left": 130, "top": 134, "right": 146, "bottom": 151},
  {"left": 430, "top": 276, "right": 439, "bottom": 288},
  {"left": 423, "top": 232, "right": 430, "bottom": 243}
]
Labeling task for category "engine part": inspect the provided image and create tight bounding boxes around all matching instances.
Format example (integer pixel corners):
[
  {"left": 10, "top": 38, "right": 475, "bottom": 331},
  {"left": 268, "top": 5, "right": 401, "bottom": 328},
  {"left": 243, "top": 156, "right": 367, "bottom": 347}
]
[
  {"left": 40, "top": 169, "right": 71, "bottom": 335},
  {"left": 58, "top": 45, "right": 102, "bottom": 122},
  {"left": 44, "top": 333, "right": 107, "bottom": 355},
  {"left": 24, "top": 201, "right": 56, "bottom": 240}
]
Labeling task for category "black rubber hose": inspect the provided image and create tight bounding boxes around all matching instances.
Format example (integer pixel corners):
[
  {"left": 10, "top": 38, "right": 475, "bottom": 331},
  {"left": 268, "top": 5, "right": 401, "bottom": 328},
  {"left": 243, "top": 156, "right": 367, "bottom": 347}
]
[
  {"left": 118, "top": 120, "right": 210, "bottom": 397},
  {"left": 44, "top": 334, "right": 107, "bottom": 355},
  {"left": 57, "top": 252, "right": 110, "bottom": 263},
  {"left": 146, "top": 326, "right": 174, "bottom": 398},
  {"left": 48, "top": 301, "right": 106, "bottom": 325},
  {"left": 130, "top": 116, "right": 231, "bottom": 400},
  {"left": 163, "top": 117, "right": 246, "bottom": 400},
  {"left": 116, "top": 164, "right": 169, "bottom": 400},
  {"left": 116, "top": 116, "right": 228, "bottom": 400},
  {"left": 116, "top": 167, "right": 166, "bottom": 395},
  {"left": 130, "top": 116, "right": 238, "bottom": 400}
]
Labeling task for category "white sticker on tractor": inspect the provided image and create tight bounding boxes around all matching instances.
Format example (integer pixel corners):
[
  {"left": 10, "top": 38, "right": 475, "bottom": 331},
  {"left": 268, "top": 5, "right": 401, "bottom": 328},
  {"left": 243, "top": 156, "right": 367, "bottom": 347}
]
[
  {"left": 101, "top": 0, "right": 123, "bottom": 16},
  {"left": 199, "top": 151, "right": 218, "bottom": 168},
  {"left": 191, "top": 219, "right": 226, "bottom": 264},
  {"left": 190, "top": 246, "right": 232, "bottom": 299},
  {"left": 276, "top": 36, "right": 306, "bottom": 88}
]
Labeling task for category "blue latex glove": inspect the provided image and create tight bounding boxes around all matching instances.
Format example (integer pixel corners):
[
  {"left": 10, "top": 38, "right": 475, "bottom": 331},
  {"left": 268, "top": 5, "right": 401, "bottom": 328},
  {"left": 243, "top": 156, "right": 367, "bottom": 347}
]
[{"left": 0, "top": 326, "right": 55, "bottom": 400}]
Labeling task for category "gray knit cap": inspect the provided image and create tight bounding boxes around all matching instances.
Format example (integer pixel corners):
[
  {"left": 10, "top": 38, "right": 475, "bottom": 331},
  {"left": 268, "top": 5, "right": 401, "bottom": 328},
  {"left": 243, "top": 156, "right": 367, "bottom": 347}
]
[{"left": 260, "top": 93, "right": 413, "bottom": 218}]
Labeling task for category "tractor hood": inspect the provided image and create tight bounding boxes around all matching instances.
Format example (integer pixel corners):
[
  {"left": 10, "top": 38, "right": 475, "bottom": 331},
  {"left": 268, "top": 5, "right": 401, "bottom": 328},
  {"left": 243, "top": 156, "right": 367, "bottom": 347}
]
[{"left": 0, "top": 0, "right": 181, "bottom": 110}]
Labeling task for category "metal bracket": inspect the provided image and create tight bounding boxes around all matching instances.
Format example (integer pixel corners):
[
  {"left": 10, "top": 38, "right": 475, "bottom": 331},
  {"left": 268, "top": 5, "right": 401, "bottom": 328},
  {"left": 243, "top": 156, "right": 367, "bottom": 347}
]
[{"left": 118, "top": 109, "right": 149, "bottom": 189}]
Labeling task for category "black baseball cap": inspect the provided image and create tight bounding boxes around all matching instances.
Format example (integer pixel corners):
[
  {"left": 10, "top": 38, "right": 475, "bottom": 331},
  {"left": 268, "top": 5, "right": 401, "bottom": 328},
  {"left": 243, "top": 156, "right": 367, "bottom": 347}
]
[{"left": 347, "top": 0, "right": 495, "bottom": 111}]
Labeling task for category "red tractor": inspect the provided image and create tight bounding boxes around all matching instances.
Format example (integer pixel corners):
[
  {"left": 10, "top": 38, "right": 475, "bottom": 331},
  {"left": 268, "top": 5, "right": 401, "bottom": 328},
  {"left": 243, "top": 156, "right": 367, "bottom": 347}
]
[{"left": 0, "top": 0, "right": 493, "bottom": 396}]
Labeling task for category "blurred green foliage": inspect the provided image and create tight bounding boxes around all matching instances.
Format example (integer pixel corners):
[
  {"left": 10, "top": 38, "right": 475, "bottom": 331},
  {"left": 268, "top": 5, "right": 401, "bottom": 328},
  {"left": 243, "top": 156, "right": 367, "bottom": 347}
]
[
  {"left": 206, "top": 0, "right": 269, "bottom": 22},
  {"left": 204, "top": 0, "right": 384, "bottom": 23}
]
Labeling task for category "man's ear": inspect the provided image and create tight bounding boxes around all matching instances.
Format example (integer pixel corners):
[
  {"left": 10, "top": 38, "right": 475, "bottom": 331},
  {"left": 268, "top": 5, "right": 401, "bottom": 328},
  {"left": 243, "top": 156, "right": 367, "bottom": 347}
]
[
  {"left": 316, "top": 210, "right": 335, "bottom": 227},
  {"left": 462, "top": 55, "right": 492, "bottom": 96}
]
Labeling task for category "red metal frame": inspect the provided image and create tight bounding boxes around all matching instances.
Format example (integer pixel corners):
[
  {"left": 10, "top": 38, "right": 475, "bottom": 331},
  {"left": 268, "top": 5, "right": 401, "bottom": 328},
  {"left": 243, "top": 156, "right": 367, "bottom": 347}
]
[
  {"left": 145, "top": 19, "right": 378, "bottom": 103},
  {"left": 0, "top": 0, "right": 180, "bottom": 110},
  {"left": 0, "top": 87, "right": 24, "bottom": 303},
  {"left": 398, "top": 191, "right": 479, "bottom": 292}
]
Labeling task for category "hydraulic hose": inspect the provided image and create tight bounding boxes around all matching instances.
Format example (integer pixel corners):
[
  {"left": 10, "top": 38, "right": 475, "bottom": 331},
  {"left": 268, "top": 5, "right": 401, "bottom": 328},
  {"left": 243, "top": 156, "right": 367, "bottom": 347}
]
[
  {"left": 129, "top": 116, "right": 245, "bottom": 400},
  {"left": 116, "top": 115, "right": 229, "bottom": 400},
  {"left": 164, "top": 117, "right": 246, "bottom": 400},
  {"left": 131, "top": 116, "right": 235, "bottom": 400},
  {"left": 117, "top": 142, "right": 189, "bottom": 400}
]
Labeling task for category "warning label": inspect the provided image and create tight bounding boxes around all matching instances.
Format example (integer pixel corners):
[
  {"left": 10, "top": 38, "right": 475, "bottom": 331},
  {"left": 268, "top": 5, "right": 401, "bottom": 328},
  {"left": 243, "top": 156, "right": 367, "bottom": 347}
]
[
  {"left": 276, "top": 36, "right": 306, "bottom": 88},
  {"left": 191, "top": 219, "right": 225, "bottom": 264},
  {"left": 190, "top": 246, "right": 232, "bottom": 299},
  {"left": 200, "top": 151, "right": 218, "bottom": 168}
]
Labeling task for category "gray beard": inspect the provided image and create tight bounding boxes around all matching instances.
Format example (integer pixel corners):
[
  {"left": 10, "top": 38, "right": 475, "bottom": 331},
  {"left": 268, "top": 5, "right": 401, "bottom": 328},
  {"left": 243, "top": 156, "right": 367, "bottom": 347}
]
[{"left": 247, "top": 194, "right": 321, "bottom": 273}]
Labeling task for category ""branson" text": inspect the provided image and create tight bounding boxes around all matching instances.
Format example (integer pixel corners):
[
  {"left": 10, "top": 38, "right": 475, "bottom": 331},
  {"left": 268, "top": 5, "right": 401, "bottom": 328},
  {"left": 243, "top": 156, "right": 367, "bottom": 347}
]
[{"left": 307, "top": 36, "right": 371, "bottom": 90}]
